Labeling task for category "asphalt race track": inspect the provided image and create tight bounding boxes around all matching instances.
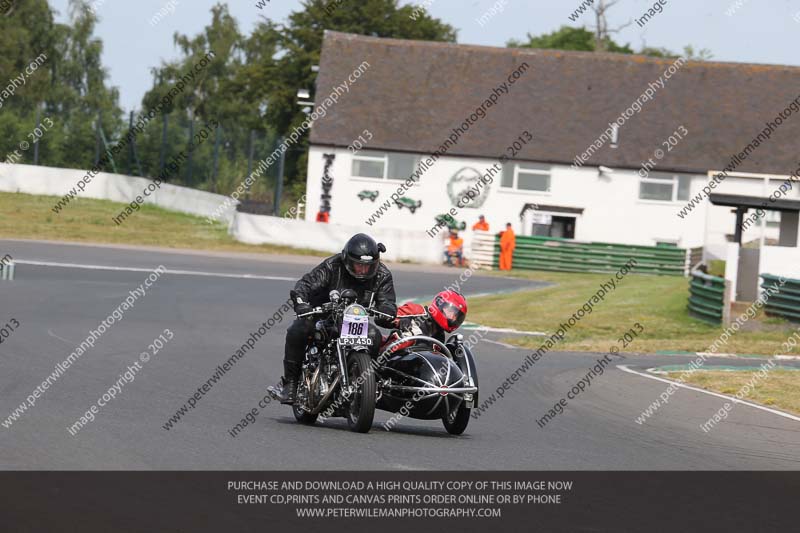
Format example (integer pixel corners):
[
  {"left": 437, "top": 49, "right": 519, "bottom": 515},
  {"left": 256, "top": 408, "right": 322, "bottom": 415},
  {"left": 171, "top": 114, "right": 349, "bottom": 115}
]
[{"left": 1, "top": 239, "right": 798, "bottom": 470}]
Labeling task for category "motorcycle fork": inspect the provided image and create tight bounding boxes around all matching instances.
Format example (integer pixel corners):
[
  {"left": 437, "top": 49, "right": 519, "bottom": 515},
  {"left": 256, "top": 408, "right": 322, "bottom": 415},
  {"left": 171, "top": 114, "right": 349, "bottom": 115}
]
[{"left": 336, "top": 343, "right": 349, "bottom": 388}]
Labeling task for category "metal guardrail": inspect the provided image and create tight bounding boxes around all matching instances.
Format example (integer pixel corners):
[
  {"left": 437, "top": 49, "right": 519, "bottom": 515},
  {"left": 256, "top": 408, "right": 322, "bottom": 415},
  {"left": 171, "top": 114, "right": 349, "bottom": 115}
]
[
  {"left": 761, "top": 274, "right": 800, "bottom": 323},
  {"left": 688, "top": 269, "right": 728, "bottom": 325},
  {"left": 493, "top": 235, "right": 688, "bottom": 276}
]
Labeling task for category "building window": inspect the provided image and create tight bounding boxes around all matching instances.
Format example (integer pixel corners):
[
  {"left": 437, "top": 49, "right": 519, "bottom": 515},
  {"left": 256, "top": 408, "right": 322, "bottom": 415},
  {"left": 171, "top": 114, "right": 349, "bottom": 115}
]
[
  {"left": 764, "top": 210, "right": 781, "bottom": 228},
  {"left": 352, "top": 152, "right": 385, "bottom": 179},
  {"left": 387, "top": 153, "right": 418, "bottom": 180},
  {"left": 501, "top": 162, "right": 551, "bottom": 192},
  {"left": 639, "top": 173, "right": 691, "bottom": 202},
  {"left": 352, "top": 151, "right": 418, "bottom": 181}
]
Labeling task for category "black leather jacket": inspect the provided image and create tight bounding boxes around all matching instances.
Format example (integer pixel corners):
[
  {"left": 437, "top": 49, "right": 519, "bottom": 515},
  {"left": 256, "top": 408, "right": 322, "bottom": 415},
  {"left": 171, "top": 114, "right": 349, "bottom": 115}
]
[{"left": 290, "top": 255, "right": 397, "bottom": 327}]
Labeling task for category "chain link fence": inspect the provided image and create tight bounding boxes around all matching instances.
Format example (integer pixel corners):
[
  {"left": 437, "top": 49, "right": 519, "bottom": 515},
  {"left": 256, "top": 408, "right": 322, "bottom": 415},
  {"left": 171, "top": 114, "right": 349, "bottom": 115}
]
[{"left": 2, "top": 107, "right": 289, "bottom": 213}]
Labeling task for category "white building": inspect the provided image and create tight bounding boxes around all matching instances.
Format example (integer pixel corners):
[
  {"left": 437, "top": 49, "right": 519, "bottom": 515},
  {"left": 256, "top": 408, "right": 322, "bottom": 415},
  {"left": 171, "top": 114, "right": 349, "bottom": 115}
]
[{"left": 303, "top": 32, "right": 800, "bottom": 285}]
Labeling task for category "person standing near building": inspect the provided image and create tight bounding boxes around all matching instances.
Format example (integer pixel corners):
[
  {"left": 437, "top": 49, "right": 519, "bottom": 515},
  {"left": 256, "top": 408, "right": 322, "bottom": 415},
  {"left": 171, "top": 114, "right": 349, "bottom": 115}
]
[
  {"left": 445, "top": 230, "right": 464, "bottom": 266},
  {"left": 472, "top": 215, "right": 489, "bottom": 232},
  {"left": 498, "top": 222, "right": 515, "bottom": 270}
]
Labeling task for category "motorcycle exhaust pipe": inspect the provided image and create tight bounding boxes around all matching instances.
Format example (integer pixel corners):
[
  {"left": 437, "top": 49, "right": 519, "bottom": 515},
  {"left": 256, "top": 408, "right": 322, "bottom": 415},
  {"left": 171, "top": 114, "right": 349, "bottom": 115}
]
[
  {"left": 310, "top": 374, "right": 342, "bottom": 415},
  {"left": 309, "top": 366, "right": 321, "bottom": 393}
]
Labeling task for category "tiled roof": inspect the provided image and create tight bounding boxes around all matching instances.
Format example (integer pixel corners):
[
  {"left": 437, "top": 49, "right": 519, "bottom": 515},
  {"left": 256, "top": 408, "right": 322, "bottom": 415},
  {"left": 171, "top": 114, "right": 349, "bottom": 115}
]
[{"left": 311, "top": 31, "right": 800, "bottom": 176}]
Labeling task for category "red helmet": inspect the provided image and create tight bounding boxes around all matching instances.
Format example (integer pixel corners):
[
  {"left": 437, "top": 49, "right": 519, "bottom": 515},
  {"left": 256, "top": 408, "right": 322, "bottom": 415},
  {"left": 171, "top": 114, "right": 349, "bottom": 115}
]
[{"left": 428, "top": 291, "right": 467, "bottom": 333}]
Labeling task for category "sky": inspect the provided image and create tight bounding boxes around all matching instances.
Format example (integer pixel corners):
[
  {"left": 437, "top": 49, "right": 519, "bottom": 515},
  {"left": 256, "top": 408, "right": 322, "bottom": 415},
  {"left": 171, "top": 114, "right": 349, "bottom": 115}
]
[{"left": 50, "top": 0, "right": 800, "bottom": 113}]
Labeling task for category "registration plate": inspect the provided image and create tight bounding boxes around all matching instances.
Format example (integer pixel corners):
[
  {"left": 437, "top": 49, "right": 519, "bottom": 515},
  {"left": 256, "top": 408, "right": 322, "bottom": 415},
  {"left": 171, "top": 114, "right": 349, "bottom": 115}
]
[{"left": 338, "top": 336, "right": 373, "bottom": 346}]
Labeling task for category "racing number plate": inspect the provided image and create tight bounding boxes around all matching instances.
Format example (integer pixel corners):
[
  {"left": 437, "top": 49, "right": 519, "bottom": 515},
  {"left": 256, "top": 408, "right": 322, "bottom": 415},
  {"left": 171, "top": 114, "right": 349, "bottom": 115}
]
[{"left": 340, "top": 313, "right": 371, "bottom": 345}]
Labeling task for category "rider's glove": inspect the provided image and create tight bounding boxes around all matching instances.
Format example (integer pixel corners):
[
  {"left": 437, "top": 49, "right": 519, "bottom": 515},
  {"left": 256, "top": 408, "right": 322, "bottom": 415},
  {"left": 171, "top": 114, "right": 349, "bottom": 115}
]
[
  {"left": 294, "top": 298, "right": 312, "bottom": 317},
  {"left": 376, "top": 303, "right": 397, "bottom": 321}
]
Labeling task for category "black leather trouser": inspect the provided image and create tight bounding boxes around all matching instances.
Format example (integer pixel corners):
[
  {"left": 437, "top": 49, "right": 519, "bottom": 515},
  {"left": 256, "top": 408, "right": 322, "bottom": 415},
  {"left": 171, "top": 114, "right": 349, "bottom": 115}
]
[{"left": 283, "top": 318, "right": 383, "bottom": 379}]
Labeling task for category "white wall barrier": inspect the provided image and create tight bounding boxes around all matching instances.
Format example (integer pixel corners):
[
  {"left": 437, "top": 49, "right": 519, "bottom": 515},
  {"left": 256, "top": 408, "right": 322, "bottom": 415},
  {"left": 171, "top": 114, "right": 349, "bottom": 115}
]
[
  {"left": 724, "top": 243, "right": 739, "bottom": 303},
  {"left": 468, "top": 230, "right": 495, "bottom": 270},
  {"left": 725, "top": 245, "right": 799, "bottom": 300},
  {"left": 231, "top": 212, "right": 443, "bottom": 264},
  {"left": 759, "top": 246, "right": 800, "bottom": 283},
  {"left": 1, "top": 162, "right": 480, "bottom": 264},
  {"left": 0, "top": 163, "right": 237, "bottom": 223}
]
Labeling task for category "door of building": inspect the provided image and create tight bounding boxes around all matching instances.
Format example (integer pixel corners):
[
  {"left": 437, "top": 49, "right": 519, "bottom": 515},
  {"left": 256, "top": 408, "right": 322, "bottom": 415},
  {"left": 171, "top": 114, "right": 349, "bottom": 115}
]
[
  {"left": 531, "top": 216, "right": 576, "bottom": 238},
  {"left": 736, "top": 247, "right": 761, "bottom": 301}
]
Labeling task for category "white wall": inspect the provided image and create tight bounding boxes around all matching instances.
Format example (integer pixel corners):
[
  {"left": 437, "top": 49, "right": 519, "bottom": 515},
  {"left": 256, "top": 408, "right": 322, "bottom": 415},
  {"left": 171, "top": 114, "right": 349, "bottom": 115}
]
[
  {"left": 0, "top": 163, "right": 237, "bottom": 223},
  {"left": 305, "top": 146, "right": 730, "bottom": 249},
  {"left": 231, "top": 211, "right": 443, "bottom": 264},
  {"left": 702, "top": 174, "right": 786, "bottom": 260},
  {"left": 306, "top": 147, "right": 800, "bottom": 253},
  {"left": 724, "top": 243, "right": 740, "bottom": 303}
]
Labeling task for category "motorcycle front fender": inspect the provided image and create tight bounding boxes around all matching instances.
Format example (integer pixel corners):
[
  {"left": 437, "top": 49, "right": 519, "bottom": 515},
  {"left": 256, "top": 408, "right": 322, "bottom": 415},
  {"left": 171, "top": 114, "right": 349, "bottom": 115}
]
[{"left": 450, "top": 339, "right": 479, "bottom": 406}]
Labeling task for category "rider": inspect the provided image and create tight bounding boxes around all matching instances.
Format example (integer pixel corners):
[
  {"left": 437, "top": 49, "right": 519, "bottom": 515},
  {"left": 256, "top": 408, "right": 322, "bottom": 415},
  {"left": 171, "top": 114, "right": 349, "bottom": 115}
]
[
  {"left": 386, "top": 290, "right": 468, "bottom": 349},
  {"left": 276, "top": 233, "right": 398, "bottom": 404}
]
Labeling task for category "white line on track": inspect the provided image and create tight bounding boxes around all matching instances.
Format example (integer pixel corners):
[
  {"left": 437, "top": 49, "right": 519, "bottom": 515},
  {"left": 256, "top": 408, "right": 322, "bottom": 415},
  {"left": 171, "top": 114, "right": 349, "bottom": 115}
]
[
  {"left": 617, "top": 364, "right": 800, "bottom": 423},
  {"left": 694, "top": 351, "right": 800, "bottom": 361},
  {"left": 482, "top": 338, "right": 519, "bottom": 349},
  {"left": 461, "top": 322, "right": 547, "bottom": 336},
  {"left": 47, "top": 329, "right": 76, "bottom": 346},
  {"left": 14, "top": 259, "right": 295, "bottom": 281}
]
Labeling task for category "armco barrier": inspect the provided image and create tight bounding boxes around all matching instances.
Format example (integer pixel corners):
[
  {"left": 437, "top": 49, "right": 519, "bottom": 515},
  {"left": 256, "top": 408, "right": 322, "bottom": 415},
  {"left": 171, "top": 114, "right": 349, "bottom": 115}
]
[
  {"left": 495, "top": 235, "right": 688, "bottom": 275},
  {"left": 761, "top": 274, "right": 800, "bottom": 322},
  {"left": 688, "top": 270, "right": 729, "bottom": 325}
]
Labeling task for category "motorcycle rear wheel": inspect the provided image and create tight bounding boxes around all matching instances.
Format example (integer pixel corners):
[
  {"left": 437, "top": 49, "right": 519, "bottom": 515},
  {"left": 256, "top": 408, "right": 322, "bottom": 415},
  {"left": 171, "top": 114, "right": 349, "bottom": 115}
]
[{"left": 346, "top": 351, "right": 376, "bottom": 433}]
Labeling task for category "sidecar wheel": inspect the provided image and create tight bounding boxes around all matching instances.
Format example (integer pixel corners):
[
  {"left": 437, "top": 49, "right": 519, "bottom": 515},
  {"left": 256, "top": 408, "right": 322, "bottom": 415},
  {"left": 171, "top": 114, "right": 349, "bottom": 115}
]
[
  {"left": 346, "top": 351, "right": 376, "bottom": 433},
  {"left": 292, "top": 404, "right": 318, "bottom": 425},
  {"left": 442, "top": 404, "right": 471, "bottom": 435}
]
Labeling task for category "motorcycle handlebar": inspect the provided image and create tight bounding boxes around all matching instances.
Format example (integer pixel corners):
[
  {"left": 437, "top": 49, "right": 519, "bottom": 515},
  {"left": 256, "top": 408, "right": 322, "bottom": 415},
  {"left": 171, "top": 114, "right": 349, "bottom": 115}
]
[
  {"left": 295, "top": 301, "right": 394, "bottom": 321},
  {"left": 369, "top": 308, "right": 395, "bottom": 320}
]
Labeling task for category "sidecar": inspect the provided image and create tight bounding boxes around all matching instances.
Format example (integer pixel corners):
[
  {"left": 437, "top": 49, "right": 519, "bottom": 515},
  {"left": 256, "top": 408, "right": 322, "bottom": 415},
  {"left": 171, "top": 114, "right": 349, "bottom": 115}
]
[{"left": 376, "top": 335, "right": 478, "bottom": 434}]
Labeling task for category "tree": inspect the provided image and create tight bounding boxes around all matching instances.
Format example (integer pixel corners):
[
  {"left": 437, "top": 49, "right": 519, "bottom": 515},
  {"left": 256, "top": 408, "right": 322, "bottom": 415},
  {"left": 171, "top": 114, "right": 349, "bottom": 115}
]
[
  {"left": 137, "top": 1, "right": 456, "bottom": 203},
  {"left": 508, "top": 26, "right": 712, "bottom": 61},
  {"left": 589, "top": 0, "right": 632, "bottom": 52},
  {"left": 139, "top": 4, "right": 256, "bottom": 191},
  {"left": 507, "top": 26, "right": 632, "bottom": 54},
  {"left": 0, "top": 0, "right": 121, "bottom": 169},
  {"left": 682, "top": 45, "right": 713, "bottom": 61},
  {"left": 248, "top": 0, "right": 457, "bottom": 199}
]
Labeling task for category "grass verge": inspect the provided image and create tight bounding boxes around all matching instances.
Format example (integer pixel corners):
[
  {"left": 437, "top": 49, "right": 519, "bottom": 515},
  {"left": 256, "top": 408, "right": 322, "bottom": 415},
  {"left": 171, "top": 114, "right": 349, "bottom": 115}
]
[
  {"left": 0, "top": 191, "right": 327, "bottom": 257},
  {"left": 469, "top": 269, "right": 799, "bottom": 355},
  {"left": 664, "top": 369, "right": 800, "bottom": 416}
]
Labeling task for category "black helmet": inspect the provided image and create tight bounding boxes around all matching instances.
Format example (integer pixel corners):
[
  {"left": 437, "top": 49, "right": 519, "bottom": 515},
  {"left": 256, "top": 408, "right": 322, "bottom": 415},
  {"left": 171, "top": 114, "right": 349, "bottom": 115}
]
[{"left": 341, "top": 233, "right": 384, "bottom": 280}]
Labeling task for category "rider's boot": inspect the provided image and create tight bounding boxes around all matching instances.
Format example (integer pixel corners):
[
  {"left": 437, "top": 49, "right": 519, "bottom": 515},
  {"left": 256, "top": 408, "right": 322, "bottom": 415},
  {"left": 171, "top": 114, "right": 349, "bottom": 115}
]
[{"left": 277, "top": 360, "right": 300, "bottom": 405}]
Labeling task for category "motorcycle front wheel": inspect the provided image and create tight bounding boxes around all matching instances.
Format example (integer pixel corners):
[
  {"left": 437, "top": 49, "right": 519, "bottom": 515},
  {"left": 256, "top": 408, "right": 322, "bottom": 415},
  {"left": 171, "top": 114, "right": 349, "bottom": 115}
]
[
  {"left": 345, "top": 351, "right": 376, "bottom": 433},
  {"left": 292, "top": 403, "right": 319, "bottom": 425},
  {"left": 442, "top": 403, "right": 470, "bottom": 435}
]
